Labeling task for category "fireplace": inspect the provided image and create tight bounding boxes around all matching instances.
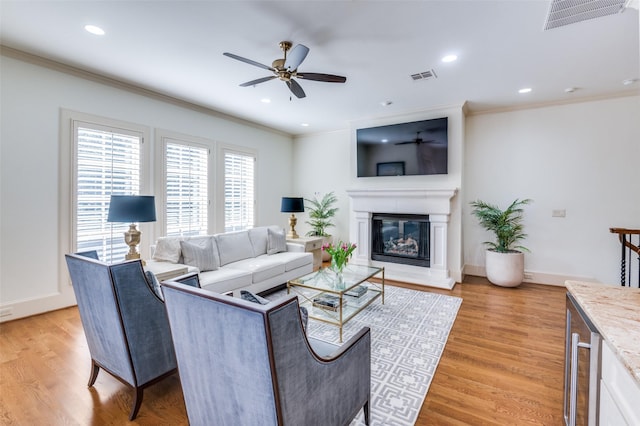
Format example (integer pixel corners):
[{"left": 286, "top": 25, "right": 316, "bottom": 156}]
[
  {"left": 347, "top": 188, "right": 457, "bottom": 289},
  {"left": 371, "top": 214, "right": 430, "bottom": 267}
]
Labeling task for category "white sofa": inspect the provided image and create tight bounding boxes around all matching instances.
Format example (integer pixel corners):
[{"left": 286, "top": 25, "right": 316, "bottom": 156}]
[{"left": 146, "top": 226, "right": 313, "bottom": 296}]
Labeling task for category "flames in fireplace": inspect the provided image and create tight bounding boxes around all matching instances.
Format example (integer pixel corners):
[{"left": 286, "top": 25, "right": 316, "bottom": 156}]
[{"left": 371, "top": 214, "right": 430, "bottom": 267}]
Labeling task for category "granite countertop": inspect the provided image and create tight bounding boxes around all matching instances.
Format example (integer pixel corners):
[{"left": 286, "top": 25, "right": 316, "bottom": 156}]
[{"left": 565, "top": 280, "right": 640, "bottom": 384}]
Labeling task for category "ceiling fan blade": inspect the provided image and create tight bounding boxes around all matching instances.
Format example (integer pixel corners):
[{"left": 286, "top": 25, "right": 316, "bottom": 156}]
[
  {"left": 223, "top": 52, "right": 275, "bottom": 72},
  {"left": 395, "top": 141, "right": 417, "bottom": 145},
  {"left": 286, "top": 79, "right": 306, "bottom": 98},
  {"left": 239, "top": 76, "right": 277, "bottom": 87},
  {"left": 284, "top": 44, "right": 309, "bottom": 70},
  {"left": 297, "top": 73, "right": 346, "bottom": 83}
]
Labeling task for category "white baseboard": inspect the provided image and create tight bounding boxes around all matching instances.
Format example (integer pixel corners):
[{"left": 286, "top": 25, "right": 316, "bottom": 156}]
[{"left": 462, "top": 263, "right": 599, "bottom": 287}]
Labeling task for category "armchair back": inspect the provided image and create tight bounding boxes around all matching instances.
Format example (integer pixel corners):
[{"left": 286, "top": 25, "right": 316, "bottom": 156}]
[
  {"left": 65, "top": 252, "right": 177, "bottom": 420},
  {"left": 162, "top": 280, "right": 371, "bottom": 426}
]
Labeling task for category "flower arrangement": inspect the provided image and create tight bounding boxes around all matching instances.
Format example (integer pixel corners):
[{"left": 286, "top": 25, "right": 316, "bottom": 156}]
[{"left": 323, "top": 241, "right": 357, "bottom": 273}]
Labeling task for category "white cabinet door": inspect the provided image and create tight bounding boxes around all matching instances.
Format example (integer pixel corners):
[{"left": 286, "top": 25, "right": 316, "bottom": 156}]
[{"left": 599, "top": 341, "right": 640, "bottom": 425}]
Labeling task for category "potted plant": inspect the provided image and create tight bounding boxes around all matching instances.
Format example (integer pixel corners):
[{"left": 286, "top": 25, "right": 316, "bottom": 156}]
[
  {"left": 305, "top": 192, "right": 338, "bottom": 261},
  {"left": 470, "top": 198, "right": 532, "bottom": 287}
]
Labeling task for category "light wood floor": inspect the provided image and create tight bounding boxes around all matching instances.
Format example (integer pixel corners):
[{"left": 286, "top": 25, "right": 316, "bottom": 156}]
[{"left": 0, "top": 276, "right": 567, "bottom": 425}]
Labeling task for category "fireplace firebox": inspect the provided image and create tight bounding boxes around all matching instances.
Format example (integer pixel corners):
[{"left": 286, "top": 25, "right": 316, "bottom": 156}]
[{"left": 371, "top": 213, "right": 430, "bottom": 267}]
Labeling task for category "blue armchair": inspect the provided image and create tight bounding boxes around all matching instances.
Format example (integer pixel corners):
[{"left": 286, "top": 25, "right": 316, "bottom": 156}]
[
  {"left": 162, "top": 280, "right": 371, "bottom": 426},
  {"left": 65, "top": 251, "right": 177, "bottom": 420}
]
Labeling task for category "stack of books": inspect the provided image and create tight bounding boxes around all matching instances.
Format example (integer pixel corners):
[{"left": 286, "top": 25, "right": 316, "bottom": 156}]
[
  {"left": 345, "top": 285, "right": 368, "bottom": 298},
  {"left": 312, "top": 295, "right": 346, "bottom": 312}
]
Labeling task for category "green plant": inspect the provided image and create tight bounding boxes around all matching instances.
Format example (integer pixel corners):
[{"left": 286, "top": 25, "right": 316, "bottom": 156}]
[
  {"left": 305, "top": 192, "right": 338, "bottom": 237},
  {"left": 470, "top": 198, "right": 532, "bottom": 253},
  {"left": 323, "top": 241, "right": 357, "bottom": 271}
]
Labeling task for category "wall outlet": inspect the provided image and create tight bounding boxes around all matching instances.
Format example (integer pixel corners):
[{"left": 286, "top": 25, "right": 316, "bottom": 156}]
[
  {"left": 552, "top": 209, "right": 566, "bottom": 217},
  {"left": 523, "top": 272, "right": 533, "bottom": 280},
  {"left": 0, "top": 307, "right": 13, "bottom": 317}
]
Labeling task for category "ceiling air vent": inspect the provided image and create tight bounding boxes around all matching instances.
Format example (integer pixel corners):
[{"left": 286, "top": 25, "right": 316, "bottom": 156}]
[
  {"left": 544, "top": 0, "right": 627, "bottom": 30},
  {"left": 411, "top": 69, "right": 438, "bottom": 81}
]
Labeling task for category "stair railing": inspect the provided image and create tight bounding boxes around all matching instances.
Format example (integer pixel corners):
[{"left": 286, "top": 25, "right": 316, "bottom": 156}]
[{"left": 610, "top": 228, "right": 640, "bottom": 288}]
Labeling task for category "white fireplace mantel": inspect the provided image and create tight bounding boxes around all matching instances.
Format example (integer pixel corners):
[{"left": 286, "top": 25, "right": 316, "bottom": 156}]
[{"left": 346, "top": 188, "right": 458, "bottom": 289}]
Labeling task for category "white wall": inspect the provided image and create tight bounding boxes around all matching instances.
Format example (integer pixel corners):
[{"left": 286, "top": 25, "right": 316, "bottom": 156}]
[
  {"left": 0, "top": 52, "right": 294, "bottom": 321},
  {"left": 464, "top": 95, "right": 640, "bottom": 285}
]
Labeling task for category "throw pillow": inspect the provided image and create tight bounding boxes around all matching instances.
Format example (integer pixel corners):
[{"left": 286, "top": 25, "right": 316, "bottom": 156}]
[
  {"left": 240, "top": 290, "right": 270, "bottom": 304},
  {"left": 180, "top": 239, "right": 218, "bottom": 272},
  {"left": 144, "top": 271, "right": 164, "bottom": 301},
  {"left": 240, "top": 290, "right": 308, "bottom": 332},
  {"left": 267, "top": 227, "right": 287, "bottom": 255},
  {"left": 153, "top": 238, "right": 182, "bottom": 263}
]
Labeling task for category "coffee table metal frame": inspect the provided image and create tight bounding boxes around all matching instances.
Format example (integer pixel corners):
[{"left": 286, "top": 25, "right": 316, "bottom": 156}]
[{"left": 287, "top": 264, "right": 384, "bottom": 342}]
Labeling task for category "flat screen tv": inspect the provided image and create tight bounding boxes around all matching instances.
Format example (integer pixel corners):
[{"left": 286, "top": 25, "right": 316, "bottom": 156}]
[{"left": 356, "top": 117, "right": 448, "bottom": 177}]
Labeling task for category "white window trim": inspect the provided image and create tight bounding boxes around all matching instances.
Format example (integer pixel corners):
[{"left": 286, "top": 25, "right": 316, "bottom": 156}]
[
  {"left": 59, "top": 110, "right": 151, "bottom": 278},
  {"left": 154, "top": 129, "right": 215, "bottom": 236},
  {"left": 217, "top": 144, "right": 258, "bottom": 232}
]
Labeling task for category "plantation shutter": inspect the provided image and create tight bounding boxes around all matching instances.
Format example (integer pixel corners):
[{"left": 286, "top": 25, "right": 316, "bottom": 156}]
[
  {"left": 74, "top": 123, "right": 142, "bottom": 263},
  {"left": 165, "top": 140, "right": 209, "bottom": 237},
  {"left": 224, "top": 150, "right": 255, "bottom": 232}
]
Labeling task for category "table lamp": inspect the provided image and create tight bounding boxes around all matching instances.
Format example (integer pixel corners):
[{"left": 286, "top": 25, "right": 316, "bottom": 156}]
[
  {"left": 107, "top": 195, "right": 157, "bottom": 261},
  {"left": 281, "top": 197, "right": 304, "bottom": 239}
]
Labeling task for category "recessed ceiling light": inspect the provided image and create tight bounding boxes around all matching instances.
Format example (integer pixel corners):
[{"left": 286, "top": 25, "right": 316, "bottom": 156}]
[
  {"left": 300, "top": 123, "right": 309, "bottom": 127},
  {"left": 518, "top": 88, "right": 532, "bottom": 94},
  {"left": 84, "top": 25, "right": 105, "bottom": 36},
  {"left": 380, "top": 100, "right": 392, "bottom": 106},
  {"left": 381, "top": 139, "right": 389, "bottom": 143},
  {"left": 260, "top": 98, "right": 271, "bottom": 103},
  {"left": 622, "top": 78, "right": 637, "bottom": 85},
  {"left": 441, "top": 54, "right": 457, "bottom": 63},
  {"left": 564, "top": 87, "right": 576, "bottom": 93}
]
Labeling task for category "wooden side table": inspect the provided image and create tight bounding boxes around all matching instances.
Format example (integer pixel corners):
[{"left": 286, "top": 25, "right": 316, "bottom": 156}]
[{"left": 287, "top": 236, "right": 324, "bottom": 268}]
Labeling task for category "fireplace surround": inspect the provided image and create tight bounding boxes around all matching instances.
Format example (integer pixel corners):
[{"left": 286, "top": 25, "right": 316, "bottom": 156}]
[{"left": 347, "top": 188, "right": 457, "bottom": 289}]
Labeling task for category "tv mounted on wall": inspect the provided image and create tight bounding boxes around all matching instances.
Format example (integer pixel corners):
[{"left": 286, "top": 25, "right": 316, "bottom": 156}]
[{"left": 356, "top": 117, "right": 448, "bottom": 177}]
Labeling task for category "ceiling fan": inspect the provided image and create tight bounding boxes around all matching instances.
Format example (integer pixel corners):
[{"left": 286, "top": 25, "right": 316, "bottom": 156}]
[
  {"left": 395, "top": 131, "right": 435, "bottom": 145},
  {"left": 223, "top": 41, "right": 347, "bottom": 99}
]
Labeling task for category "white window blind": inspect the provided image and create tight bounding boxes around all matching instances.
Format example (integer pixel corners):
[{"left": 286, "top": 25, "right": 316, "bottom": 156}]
[
  {"left": 74, "top": 123, "right": 142, "bottom": 263},
  {"left": 165, "top": 141, "right": 209, "bottom": 237},
  {"left": 224, "top": 150, "right": 255, "bottom": 232}
]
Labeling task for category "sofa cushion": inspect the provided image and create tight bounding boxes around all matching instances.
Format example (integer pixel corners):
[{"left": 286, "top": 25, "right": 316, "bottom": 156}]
[
  {"left": 153, "top": 237, "right": 181, "bottom": 263},
  {"left": 270, "top": 251, "right": 313, "bottom": 272},
  {"left": 198, "top": 267, "right": 253, "bottom": 294},
  {"left": 248, "top": 227, "right": 269, "bottom": 257},
  {"left": 180, "top": 239, "right": 218, "bottom": 272},
  {"left": 267, "top": 227, "right": 287, "bottom": 255},
  {"left": 231, "top": 257, "right": 286, "bottom": 283},
  {"left": 216, "top": 231, "right": 254, "bottom": 266}
]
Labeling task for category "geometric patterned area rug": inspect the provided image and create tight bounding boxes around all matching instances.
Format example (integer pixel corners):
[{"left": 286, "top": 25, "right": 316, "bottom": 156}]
[{"left": 270, "top": 285, "right": 462, "bottom": 426}]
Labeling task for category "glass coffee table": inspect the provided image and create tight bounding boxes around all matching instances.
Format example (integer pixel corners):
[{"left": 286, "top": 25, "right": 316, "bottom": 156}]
[{"left": 288, "top": 264, "right": 384, "bottom": 342}]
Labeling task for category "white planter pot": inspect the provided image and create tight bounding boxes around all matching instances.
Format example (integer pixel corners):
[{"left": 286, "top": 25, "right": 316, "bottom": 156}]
[{"left": 485, "top": 249, "right": 524, "bottom": 287}]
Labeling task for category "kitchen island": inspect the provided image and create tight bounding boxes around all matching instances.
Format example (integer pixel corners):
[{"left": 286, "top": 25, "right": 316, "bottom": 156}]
[{"left": 565, "top": 280, "right": 640, "bottom": 425}]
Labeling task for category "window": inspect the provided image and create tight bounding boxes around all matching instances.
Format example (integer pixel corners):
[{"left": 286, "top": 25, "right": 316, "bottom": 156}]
[
  {"left": 73, "top": 121, "right": 143, "bottom": 263},
  {"left": 164, "top": 139, "right": 209, "bottom": 237},
  {"left": 224, "top": 149, "right": 255, "bottom": 232}
]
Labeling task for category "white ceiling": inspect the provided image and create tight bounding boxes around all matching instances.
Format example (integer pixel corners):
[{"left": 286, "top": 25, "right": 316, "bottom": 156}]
[{"left": 1, "top": 1, "right": 638, "bottom": 136}]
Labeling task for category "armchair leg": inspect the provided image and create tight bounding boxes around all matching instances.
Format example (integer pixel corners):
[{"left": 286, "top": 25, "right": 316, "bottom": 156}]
[
  {"left": 129, "top": 387, "right": 144, "bottom": 420},
  {"left": 363, "top": 400, "right": 370, "bottom": 426},
  {"left": 87, "top": 360, "right": 100, "bottom": 387}
]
